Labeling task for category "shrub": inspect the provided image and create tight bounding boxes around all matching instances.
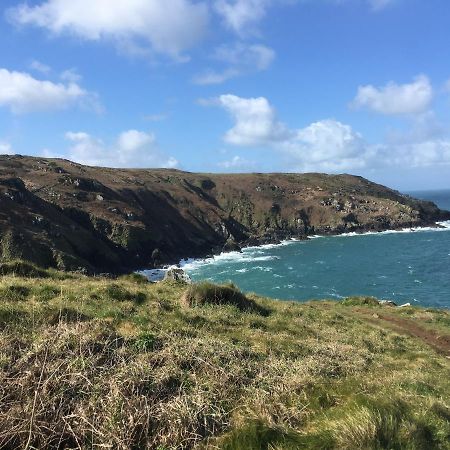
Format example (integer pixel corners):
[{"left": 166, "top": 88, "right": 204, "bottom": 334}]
[
  {"left": 102, "top": 283, "right": 147, "bottom": 304},
  {"left": 0, "top": 260, "right": 49, "bottom": 278},
  {"left": 342, "top": 296, "right": 380, "bottom": 307},
  {"left": 118, "top": 273, "right": 149, "bottom": 285},
  {"left": 182, "top": 282, "right": 269, "bottom": 315}
]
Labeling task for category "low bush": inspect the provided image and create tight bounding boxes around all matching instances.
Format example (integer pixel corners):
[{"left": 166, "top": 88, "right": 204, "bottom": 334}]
[
  {"left": 342, "top": 296, "right": 380, "bottom": 307},
  {"left": 182, "top": 282, "right": 269, "bottom": 315},
  {"left": 0, "top": 260, "right": 49, "bottom": 278},
  {"left": 102, "top": 283, "right": 147, "bottom": 304},
  {"left": 118, "top": 272, "right": 149, "bottom": 285}
]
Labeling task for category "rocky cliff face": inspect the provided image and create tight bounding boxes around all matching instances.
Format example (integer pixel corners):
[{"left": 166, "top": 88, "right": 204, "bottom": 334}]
[{"left": 0, "top": 155, "right": 448, "bottom": 273}]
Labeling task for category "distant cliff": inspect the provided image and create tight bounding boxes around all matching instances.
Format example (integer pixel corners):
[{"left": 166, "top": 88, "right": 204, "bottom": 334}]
[{"left": 0, "top": 155, "right": 448, "bottom": 273}]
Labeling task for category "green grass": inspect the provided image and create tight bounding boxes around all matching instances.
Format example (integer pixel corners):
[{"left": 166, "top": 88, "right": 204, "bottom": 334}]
[{"left": 0, "top": 267, "right": 448, "bottom": 449}]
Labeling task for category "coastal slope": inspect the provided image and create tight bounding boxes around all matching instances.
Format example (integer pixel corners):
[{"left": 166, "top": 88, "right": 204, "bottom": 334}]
[
  {"left": 0, "top": 155, "right": 448, "bottom": 273},
  {"left": 0, "top": 270, "right": 449, "bottom": 449}
]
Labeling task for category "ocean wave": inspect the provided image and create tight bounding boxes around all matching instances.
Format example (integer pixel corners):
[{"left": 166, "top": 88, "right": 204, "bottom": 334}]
[
  {"left": 180, "top": 250, "right": 279, "bottom": 272},
  {"left": 309, "top": 221, "right": 450, "bottom": 240},
  {"left": 140, "top": 221, "right": 450, "bottom": 280}
]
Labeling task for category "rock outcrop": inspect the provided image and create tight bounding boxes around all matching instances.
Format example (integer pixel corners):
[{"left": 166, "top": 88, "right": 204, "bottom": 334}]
[
  {"left": 0, "top": 155, "right": 448, "bottom": 273},
  {"left": 164, "top": 267, "right": 192, "bottom": 284}
]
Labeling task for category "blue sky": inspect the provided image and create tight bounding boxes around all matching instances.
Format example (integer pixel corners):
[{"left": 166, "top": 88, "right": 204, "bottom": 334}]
[{"left": 1, "top": 0, "right": 450, "bottom": 190}]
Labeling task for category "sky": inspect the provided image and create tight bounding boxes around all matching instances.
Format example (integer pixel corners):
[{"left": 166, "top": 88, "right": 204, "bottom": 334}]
[{"left": 1, "top": 0, "right": 450, "bottom": 191}]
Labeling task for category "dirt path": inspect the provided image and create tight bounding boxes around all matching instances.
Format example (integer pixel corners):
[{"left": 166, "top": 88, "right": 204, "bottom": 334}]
[{"left": 357, "top": 310, "right": 450, "bottom": 357}]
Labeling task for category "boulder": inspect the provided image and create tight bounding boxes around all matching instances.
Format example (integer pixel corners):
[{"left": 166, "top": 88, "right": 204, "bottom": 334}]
[
  {"left": 222, "top": 237, "right": 242, "bottom": 253},
  {"left": 379, "top": 300, "right": 398, "bottom": 307},
  {"left": 164, "top": 267, "right": 192, "bottom": 284}
]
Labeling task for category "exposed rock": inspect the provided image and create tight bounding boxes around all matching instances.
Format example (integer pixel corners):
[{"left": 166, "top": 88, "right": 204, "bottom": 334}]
[
  {"left": 222, "top": 237, "right": 242, "bottom": 253},
  {"left": 164, "top": 267, "right": 191, "bottom": 284},
  {"left": 0, "top": 154, "right": 448, "bottom": 273},
  {"left": 379, "top": 300, "right": 398, "bottom": 307}
]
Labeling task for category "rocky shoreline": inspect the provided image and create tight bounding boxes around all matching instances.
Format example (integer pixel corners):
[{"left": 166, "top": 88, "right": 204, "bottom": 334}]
[
  {"left": 1, "top": 155, "right": 449, "bottom": 274},
  {"left": 142, "top": 219, "right": 450, "bottom": 281}
]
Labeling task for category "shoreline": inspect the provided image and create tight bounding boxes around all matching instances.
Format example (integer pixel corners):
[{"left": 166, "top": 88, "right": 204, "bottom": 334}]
[{"left": 139, "top": 220, "right": 450, "bottom": 282}]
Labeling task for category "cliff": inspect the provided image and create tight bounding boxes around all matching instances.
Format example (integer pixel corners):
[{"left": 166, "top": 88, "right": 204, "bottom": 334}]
[{"left": 0, "top": 155, "right": 448, "bottom": 273}]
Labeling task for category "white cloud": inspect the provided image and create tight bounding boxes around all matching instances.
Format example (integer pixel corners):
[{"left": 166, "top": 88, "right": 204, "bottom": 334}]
[
  {"left": 0, "top": 142, "right": 14, "bottom": 155},
  {"left": 211, "top": 93, "right": 450, "bottom": 172},
  {"left": 46, "top": 129, "right": 178, "bottom": 168},
  {"left": 352, "top": 75, "right": 433, "bottom": 116},
  {"left": 0, "top": 68, "right": 98, "bottom": 114},
  {"left": 214, "top": 0, "right": 270, "bottom": 35},
  {"left": 29, "top": 59, "right": 51, "bottom": 74},
  {"left": 194, "top": 43, "right": 275, "bottom": 85},
  {"left": 60, "top": 68, "right": 82, "bottom": 83},
  {"left": 213, "top": 0, "right": 391, "bottom": 37},
  {"left": 215, "top": 94, "right": 291, "bottom": 145},
  {"left": 285, "top": 120, "right": 370, "bottom": 171},
  {"left": 218, "top": 155, "right": 255, "bottom": 169},
  {"left": 8, "top": 0, "right": 209, "bottom": 60}
]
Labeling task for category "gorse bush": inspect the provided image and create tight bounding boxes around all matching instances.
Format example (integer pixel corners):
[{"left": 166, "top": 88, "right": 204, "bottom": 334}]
[{"left": 182, "top": 282, "right": 270, "bottom": 315}]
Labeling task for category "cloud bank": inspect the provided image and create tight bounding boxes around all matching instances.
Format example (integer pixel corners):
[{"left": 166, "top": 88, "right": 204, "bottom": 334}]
[
  {"left": 8, "top": 0, "right": 209, "bottom": 59},
  {"left": 352, "top": 75, "right": 433, "bottom": 116},
  {"left": 45, "top": 130, "right": 178, "bottom": 168},
  {"left": 0, "top": 68, "right": 98, "bottom": 114},
  {"left": 211, "top": 93, "right": 450, "bottom": 172}
]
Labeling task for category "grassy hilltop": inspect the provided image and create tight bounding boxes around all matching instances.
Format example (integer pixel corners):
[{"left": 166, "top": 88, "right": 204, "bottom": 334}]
[{"left": 0, "top": 262, "right": 449, "bottom": 449}]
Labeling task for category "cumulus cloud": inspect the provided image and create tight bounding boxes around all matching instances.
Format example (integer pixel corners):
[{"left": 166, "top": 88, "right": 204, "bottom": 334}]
[
  {"left": 352, "top": 75, "right": 433, "bottom": 116},
  {"left": 215, "top": 94, "right": 291, "bottom": 145},
  {"left": 371, "top": 140, "right": 450, "bottom": 168},
  {"left": 0, "top": 142, "right": 14, "bottom": 155},
  {"left": 214, "top": 0, "right": 270, "bottom": 35},
  {"left": 8, "top": 0, "right": 209, "bottom": 60},
  {"left": 45, "top": 129, "right": 178, "bottom": 168},
  {"left": 211, "top": 93, "right": 450, "bottom": 172},
  {"left": 284, "top": 120, "right": 370, "bottom": 172},
  {"left": 194, "top": 43, "right": 275, "bottom": 85},
  {"left": 0, "top": 68, "right": 99, "bottom": 114}
]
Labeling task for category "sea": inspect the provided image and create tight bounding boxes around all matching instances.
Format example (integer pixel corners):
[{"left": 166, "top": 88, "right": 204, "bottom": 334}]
[{"left": 177, "top": 190, "right": 450, "bottom": 309}]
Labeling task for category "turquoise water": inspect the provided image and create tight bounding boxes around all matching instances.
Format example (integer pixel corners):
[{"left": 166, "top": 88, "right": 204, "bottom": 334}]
[{"left": 184, "top": 190, "right": 450, "bottom": 308}]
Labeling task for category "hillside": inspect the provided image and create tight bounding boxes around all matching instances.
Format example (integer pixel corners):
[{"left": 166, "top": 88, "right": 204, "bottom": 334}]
[
  {"left": 0, "top": 266, "right": 449, "bottom": 449},
  {"left": 0, "top": 155, "right": 448, "bottom": 273}
]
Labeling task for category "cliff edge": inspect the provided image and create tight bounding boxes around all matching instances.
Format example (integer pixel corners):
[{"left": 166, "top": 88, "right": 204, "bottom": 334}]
[{"left": 1, "top": 155, "right": 448, "bottom": 273}]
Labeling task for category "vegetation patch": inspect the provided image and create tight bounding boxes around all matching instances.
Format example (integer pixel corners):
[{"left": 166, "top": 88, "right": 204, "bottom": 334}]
[
  {"left": 0, "top": 260, "right": 49, "bottom": 278},
  {"left": 182, "top": 281, "right": 270, "bottom": 315},
  {"left": 101, "top": 283, "right": 147, "bottom": 304},
  {"left": 342, "top": 296, "right": 381, "bottom": 307},
  {"left": 0, "top": 270, "right": 448, "bottom": 449}
]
